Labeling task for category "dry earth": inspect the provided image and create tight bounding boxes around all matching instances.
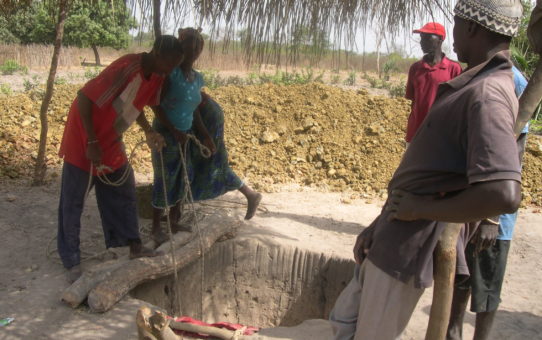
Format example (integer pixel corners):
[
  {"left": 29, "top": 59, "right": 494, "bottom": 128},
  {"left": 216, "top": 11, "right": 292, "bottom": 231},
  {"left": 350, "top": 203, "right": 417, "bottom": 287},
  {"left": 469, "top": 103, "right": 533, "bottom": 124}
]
[
  {"left": 0, "top": 180, "right": 541, "bottom": 339},
  {"left": 2, "top": 83, "right": 542, "bottom": 205},
  {"left": 0, "top": 82, "right": 541, "bottom": 339}
]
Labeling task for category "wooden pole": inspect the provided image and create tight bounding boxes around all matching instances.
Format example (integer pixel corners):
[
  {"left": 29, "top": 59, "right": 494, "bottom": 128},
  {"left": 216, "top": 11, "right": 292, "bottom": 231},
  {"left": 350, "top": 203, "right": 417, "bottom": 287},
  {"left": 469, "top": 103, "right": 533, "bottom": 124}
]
[{"left": 425, "top": 223, "right": 463, "bottom": 340}]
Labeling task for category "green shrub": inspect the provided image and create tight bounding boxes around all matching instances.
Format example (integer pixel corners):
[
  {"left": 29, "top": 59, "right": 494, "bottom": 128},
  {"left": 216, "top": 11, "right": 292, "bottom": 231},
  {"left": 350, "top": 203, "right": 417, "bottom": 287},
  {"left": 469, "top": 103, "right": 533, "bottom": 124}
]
[
  {"left": 23, "top": 75, "right": 40, "bottom": 92},
  {"left": 54, "top": 76, "right": 67, "bottom": 85},
  {"left": 330, "top": 74, "right": 340, "bottom": 84},
  {"left": 0, "top": 59, "right": 27, "bottom": 75},
  {"left": 0, "top": 83, "right": 12, "bottom": 95},
  {"left": 84, "top": 67, "right": 102, "bottom": 80},
  {"left": 343, "top": 71, "right": 356, "bottom": 86}
]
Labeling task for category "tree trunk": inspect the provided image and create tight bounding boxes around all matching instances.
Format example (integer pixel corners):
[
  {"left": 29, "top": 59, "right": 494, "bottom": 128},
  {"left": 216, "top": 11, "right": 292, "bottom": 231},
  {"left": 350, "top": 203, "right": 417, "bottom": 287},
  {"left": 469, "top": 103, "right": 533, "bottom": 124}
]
[
  {"left": 152, "top": 0, "right": 161, "bottom": 38},
  {"left": 91, "top": 44, "right": 101, "bottom": 66},
  {"left": 62, "top": 231, "right": 194, "bottom": 308},
  {"left": 87, "top": 218, "right": 240, "bottom": 313},
  {"left": 32, "top": 0, "right": 69, "bottom": 186},
  {"left": 514, "top": 60, "right": 542, "bottom": 136},
  {"left": 425, "top": 223, "right": 463, "bottom": 340}
]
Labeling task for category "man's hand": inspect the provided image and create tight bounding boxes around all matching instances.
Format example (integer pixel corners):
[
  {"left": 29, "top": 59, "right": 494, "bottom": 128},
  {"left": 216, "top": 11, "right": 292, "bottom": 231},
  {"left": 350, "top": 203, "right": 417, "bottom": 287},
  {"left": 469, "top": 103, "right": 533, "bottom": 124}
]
[
  {"left": 202, "top": 135, "right": 216, "bottom": 155},
  {"left": 385, "top": 189, "right": 424, "bottom": 222},
  {"left": 472, "top": 222, "right": 499, "bottom": 253},
  {"left": 353, "top": 226, "right": 375, "bottom": 264},
  {"left": 145, "top": 130, "right": 166, "bottom": 151},
  {"left": 86, "top": 143, "right": 102, "bottom": 166}
]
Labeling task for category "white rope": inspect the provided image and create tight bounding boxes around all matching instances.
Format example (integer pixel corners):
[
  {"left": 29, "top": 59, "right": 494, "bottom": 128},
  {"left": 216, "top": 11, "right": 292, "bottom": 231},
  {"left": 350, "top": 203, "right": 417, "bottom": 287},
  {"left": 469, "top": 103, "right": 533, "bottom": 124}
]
[
  {"left": 158, "top": 149, "right": 183, "bottom": 316},
  {"left": 158, "top": 133, "right": 210, "bottom": 318},
  {"left": 93, "top": 141, "right": 146, "bottom": 187},
  {"left": 47, "top": 141, "right": 145, "bottom": 263},
  {"left": 177, "top": 134, "right": 210, "bottom": 320}
]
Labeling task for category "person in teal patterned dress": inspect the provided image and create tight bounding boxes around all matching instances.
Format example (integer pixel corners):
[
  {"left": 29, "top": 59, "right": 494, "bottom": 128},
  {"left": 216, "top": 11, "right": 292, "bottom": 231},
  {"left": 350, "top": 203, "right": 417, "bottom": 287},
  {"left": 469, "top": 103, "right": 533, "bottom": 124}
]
[{"left": 151, "top": 28, "right": 262, "bottom": 244}]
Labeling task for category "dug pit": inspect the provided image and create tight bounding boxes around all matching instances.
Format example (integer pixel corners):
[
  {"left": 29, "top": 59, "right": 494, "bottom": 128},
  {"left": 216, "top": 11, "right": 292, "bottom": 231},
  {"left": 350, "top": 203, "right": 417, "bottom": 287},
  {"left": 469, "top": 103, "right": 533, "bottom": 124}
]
[{"left": 131, "top": 234, "right": 355, "bottom": 328}]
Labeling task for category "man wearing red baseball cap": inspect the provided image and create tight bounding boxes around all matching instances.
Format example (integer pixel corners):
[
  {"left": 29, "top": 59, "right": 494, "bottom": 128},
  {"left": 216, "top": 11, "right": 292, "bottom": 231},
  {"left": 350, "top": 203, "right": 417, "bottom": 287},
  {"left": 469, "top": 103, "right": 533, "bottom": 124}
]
[{"left": 405, "top": 22, "right": 462, "bottom": 145}]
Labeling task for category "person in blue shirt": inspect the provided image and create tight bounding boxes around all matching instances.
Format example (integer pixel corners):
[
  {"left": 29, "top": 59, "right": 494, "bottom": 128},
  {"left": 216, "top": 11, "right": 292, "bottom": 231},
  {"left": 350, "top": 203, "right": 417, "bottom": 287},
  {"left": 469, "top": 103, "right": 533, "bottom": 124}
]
[
  {"left": 150, "top": 28, "right": 262, "bottom": 244},
  {"left": 446, "top": 65, "right": 529, "bottom": 340}
]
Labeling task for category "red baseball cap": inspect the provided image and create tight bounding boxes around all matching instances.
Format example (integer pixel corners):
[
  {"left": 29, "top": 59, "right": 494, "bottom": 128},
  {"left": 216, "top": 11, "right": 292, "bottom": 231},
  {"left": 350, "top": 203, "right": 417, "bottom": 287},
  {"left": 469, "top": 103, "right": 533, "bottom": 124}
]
[{"left": 413, "top": 22, "right": 446, "bottom": 40}]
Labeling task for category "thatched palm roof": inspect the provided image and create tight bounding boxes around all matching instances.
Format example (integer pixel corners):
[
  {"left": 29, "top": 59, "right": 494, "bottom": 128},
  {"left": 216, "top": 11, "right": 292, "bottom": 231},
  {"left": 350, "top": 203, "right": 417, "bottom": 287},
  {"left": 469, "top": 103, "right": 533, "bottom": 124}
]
[
  {"left": 2, "top": 0, "right": 456, "bottom": 63},
  {"left": 131, "top": 0, "right": 455, "bottom": 64}
]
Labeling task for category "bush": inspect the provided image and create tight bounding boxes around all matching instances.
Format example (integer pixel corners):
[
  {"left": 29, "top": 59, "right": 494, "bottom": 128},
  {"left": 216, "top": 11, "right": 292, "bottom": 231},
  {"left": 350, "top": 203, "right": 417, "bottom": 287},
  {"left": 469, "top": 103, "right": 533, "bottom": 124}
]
[
  {"left": 23, "top": 75, "right": 41, "bottom": 92},
  {"left": 0, "top": 83, "right": 12, "bottom": 95},
  {"left": 330, "top": 74, "right": 340, "bottom": 84},
  {"left": 343, "top": 71, "right": 356, "bottom": 86},
  {"left": 0, "top": 59, "right": 27, "bottom": 75},
  {"left": 54, "top": 76, "right": 67, "bottom": 85},
  {"left": 84, "top": 67, "right": 102, "bottom": 80},
  {"left": 387, "top": 82, "right": 406, "bottom": 98}
]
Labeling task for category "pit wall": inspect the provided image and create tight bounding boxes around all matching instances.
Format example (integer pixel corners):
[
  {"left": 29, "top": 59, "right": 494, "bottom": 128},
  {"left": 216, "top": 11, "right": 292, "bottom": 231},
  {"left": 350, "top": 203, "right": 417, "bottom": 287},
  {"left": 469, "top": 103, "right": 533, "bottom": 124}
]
[{"left": 131, "top": 238, "right": 355, "bottom": 327}]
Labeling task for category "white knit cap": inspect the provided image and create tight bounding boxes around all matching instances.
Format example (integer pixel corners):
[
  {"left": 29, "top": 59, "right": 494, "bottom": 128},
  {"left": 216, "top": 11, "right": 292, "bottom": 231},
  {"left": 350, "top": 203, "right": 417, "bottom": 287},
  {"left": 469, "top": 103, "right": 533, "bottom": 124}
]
[{"left": 454, "top": 0, "right": 523, "bottom": 37}]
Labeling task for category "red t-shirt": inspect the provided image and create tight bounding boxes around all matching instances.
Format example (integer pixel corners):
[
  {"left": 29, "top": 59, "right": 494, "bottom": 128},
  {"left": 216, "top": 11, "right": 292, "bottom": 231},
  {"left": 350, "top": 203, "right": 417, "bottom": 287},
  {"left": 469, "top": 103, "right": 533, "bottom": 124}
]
[
  {"left": 59, "top": 54, "right": 164, "bottom": 173},
  {"left": 405, "top": 56, "right": 462, "bottom": 142}
]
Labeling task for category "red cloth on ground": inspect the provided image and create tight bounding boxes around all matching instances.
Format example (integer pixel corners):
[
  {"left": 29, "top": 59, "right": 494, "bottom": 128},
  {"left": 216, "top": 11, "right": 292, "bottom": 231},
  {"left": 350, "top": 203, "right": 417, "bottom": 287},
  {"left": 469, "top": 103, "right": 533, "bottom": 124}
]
[
  {"left": 59, "top": 53, "right": 164, "bottom": 174},
  {"left": 170, "top": 316, "right": 259, "bottom": 338},
  {"left": 404, "top": 56, "right": 462, "bottom": 142}
]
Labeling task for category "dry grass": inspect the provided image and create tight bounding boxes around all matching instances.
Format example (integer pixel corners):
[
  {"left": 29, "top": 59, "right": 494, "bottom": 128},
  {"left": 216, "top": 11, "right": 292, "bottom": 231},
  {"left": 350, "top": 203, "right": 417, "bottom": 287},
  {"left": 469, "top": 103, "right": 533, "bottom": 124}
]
[
  {"left": 0, "top": 44, "right": 126, "bottom": 70},
  {"left": 0, "top": 42, "right": 417, "bottom": 75}
]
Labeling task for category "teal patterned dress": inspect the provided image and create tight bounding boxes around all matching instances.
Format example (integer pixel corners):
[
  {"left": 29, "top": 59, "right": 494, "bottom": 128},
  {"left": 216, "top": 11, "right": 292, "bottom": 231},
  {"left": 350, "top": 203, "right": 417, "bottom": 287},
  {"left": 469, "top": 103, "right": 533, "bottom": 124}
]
[{"left": 151, "top": 92, "right": 243, "bottom": 208}]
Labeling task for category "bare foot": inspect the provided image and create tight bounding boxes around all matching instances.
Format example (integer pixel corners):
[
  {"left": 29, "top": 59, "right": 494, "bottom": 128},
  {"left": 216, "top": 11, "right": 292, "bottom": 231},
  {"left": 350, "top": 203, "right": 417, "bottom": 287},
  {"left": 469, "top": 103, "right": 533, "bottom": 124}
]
[
  {"left": 130, "top": 244, "right": 164, "bottom": 259},
  {"left": 245, "top": 192, "right": 262, "bottom": 220}
]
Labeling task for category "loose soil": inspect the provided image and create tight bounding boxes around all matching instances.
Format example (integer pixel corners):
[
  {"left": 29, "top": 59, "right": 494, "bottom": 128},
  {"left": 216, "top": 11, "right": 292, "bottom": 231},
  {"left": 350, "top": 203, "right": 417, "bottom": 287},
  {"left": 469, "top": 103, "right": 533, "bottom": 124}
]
[{"left": 2, "top": 83, "right": 542, "bottom": 205}]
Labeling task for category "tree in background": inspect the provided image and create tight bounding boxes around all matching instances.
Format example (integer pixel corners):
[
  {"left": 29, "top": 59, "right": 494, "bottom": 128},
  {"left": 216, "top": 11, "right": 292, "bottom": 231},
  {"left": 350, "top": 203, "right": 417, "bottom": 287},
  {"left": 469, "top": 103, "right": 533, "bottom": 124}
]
[
  {"left": 1, "top": 0, "right": 136, "bottom": 66},
  {"left": 512, "top": 0, "right": 540, "bottom": 78},
  {"left": 511, "top": 0, "right": 541, "bottom": 121},
  {"left": 63, "top": 0, "right": 136, "bottom": 65}
]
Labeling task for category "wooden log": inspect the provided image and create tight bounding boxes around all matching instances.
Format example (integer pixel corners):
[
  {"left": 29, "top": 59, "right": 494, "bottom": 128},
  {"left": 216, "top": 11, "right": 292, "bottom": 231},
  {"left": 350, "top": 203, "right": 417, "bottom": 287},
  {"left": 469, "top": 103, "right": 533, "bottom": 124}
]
[
  {"left": 88, "top": 218, "right": 240, "bottom": 312},
  {"left": 425, "top": 223, "right": 463, "bottom": 340},
  {"left": 62, "top": 260, "right": 125, "bottom": 308},
  {"left": 61, "top": 230, "right": 195, "bottom": 308}
]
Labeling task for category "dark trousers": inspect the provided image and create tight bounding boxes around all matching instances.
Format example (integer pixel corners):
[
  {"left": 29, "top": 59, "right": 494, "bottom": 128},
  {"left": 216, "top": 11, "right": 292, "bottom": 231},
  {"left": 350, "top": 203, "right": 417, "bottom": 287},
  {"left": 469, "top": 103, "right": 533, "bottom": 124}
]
[{"left": 57, "top": 162, "right": 140, "bottom": 269}]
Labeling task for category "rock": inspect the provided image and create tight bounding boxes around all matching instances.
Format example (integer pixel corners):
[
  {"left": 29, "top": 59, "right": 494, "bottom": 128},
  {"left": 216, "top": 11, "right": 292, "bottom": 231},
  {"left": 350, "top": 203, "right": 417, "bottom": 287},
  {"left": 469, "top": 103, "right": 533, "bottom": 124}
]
[
  {"left": 261, "top": 130, "right": 280, "bottom": 143},
  {"left": 527, "top": 140, "right": 542, "bottom": 157}
]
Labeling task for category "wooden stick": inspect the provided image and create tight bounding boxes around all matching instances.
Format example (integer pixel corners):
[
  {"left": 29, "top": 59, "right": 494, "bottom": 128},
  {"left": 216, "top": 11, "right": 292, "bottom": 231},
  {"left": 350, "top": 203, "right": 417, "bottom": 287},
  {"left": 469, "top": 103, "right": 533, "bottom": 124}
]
[
  {"left": 88, "top": 218, "right": 240, "bottom": 313},
  {"left": 168, "top": 320, "right": 241, "bottom": 340},
  {"left": 61, "top": 232, "right": 195, "bottom": 308},
  {"left": 425, "top": 223, "right": 463, "bottom": 340},
  {"left": 62, "top": 260, "right": 126, "bottom": 308}
]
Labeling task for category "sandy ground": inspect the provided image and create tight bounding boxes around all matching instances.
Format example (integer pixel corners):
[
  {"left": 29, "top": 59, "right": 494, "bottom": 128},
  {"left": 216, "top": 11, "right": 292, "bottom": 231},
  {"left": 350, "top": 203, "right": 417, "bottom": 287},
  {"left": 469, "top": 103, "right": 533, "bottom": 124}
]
[{"left": 0, "top": 179, "right": 541, "bottom": 339}]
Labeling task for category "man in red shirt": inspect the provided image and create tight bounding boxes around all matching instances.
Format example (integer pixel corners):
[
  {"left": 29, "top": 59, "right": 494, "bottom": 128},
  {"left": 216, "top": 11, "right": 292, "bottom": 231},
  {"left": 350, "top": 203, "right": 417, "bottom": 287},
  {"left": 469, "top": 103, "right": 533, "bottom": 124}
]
[
  {"left": 58, "top": 35, "right": 184, "bottom": 282},
  {"left": 405, "top": 22, "right": 462, "bottom": 144}
]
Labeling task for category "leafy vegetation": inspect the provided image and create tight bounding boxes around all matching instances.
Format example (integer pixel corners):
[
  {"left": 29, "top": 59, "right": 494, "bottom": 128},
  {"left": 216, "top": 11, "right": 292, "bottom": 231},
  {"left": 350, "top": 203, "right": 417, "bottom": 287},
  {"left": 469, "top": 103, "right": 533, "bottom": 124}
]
[
  {"left": 511, "top": 0, "right": 541, "bottom": 125},
  {"left": 201, "top": 68, "right": 325, "bottom": 89},
  {"left": 0, "top": 59, "right": 27, "bottom": 75},
  {"left": 0, "top": 0, "right": 136, "bottom": 65}
]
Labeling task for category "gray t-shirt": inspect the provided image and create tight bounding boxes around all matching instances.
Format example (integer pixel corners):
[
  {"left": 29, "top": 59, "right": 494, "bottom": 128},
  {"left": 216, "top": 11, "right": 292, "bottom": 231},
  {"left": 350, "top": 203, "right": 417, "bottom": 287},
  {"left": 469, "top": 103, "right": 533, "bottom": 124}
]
[{"left": 367, "top": 51, "right": 521, "bottom": 288}]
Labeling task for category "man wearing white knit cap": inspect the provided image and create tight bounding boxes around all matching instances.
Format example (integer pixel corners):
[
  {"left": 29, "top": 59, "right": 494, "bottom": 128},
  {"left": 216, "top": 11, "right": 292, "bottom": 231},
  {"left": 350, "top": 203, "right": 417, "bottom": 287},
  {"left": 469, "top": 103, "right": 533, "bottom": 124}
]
[
  {"left": 445, "top": 3, "right": 540, "bottom": 340},
  {"left": 329, "top": 1, "right": 523, "bottom": 339}
]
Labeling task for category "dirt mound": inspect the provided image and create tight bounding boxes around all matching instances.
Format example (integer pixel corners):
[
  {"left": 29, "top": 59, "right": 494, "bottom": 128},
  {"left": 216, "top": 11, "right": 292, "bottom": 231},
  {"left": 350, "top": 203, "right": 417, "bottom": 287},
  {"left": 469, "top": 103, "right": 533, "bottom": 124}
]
[{"left": 1, "top": 83, "right": 542, "bottom": 205}]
